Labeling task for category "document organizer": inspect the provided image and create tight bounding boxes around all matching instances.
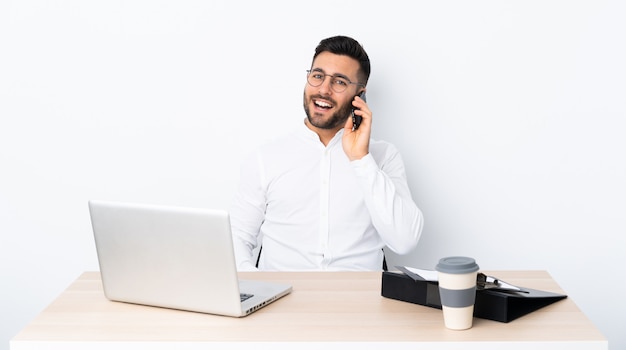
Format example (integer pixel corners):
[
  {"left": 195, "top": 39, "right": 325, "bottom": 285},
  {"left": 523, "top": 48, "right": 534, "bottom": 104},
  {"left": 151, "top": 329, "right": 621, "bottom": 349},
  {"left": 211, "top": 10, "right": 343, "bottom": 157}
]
[{"left": 380, "top": 271, "right": 567, "bottom": 323}]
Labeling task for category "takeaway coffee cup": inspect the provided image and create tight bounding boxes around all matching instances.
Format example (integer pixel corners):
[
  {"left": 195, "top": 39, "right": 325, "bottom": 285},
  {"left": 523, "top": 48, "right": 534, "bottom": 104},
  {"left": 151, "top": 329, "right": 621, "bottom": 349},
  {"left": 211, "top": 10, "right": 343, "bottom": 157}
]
[{"left": 435, "top": 256, "right": 480, "bottom": 330}]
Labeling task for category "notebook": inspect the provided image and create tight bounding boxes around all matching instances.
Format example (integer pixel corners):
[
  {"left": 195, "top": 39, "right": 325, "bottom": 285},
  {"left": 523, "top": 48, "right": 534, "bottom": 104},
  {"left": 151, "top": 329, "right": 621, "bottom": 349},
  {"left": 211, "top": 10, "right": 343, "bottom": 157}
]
[{"left": 88, "top": 200, "right": 292, "bottom": 317}]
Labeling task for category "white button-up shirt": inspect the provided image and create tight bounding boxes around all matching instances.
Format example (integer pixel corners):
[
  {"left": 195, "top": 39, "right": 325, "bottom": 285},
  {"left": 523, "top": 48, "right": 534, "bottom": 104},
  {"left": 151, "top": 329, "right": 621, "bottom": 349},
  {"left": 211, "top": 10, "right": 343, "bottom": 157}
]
[{"left": 230, "top": 124, "right": 423, "bottom": 271}]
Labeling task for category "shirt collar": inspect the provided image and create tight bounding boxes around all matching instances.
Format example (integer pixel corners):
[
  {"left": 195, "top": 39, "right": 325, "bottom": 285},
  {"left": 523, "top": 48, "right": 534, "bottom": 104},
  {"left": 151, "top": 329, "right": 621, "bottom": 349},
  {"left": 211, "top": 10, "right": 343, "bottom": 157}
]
[{"left": 299, "top": 121, "right": 344, "bottom": 148}]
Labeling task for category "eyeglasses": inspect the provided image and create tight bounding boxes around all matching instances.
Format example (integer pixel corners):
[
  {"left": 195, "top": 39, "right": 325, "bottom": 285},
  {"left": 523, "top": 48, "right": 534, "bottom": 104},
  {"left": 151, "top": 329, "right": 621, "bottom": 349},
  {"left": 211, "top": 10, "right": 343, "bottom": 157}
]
[{"left": 306, "top": 69, "right": 364, "bottom": 93}]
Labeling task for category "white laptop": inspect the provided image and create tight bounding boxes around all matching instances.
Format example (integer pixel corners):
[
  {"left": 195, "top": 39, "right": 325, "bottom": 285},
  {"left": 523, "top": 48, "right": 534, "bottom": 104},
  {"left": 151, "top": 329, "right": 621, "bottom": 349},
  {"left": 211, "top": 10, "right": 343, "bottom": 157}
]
[{"left": 88, "top": 200, "right": 292, "bottom": 317}]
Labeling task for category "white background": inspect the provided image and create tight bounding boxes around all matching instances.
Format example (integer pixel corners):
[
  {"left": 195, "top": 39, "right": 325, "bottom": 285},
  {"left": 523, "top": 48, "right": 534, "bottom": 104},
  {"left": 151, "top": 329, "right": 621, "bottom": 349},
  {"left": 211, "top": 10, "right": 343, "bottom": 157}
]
[{"left": 1, "top": 0, "right": 624, "bottom": 349}]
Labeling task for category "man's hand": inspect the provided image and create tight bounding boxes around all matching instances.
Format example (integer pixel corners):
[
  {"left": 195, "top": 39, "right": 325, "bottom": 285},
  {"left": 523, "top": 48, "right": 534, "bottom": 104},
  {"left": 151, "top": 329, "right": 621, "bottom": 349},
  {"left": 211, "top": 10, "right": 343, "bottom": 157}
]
[{"left": 342, "top": 94, "right": 371, "bottom": 161}]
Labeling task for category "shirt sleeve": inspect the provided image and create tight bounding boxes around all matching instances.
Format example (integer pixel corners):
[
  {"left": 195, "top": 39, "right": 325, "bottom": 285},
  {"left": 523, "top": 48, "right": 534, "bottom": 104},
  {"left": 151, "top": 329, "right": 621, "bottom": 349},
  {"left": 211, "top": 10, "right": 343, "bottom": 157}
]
[
  {"left": 229, "top": 151, "right": 264, "bottom": 271},
  {"left": 350, "top": 149, "right": 424, "bottom": 255}
]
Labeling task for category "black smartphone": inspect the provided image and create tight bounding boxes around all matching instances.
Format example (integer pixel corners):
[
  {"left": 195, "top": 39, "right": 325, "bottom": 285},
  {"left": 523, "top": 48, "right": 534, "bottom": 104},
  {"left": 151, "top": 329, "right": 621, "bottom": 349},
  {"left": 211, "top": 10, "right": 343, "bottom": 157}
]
[{"left": 351, "top": 91, "right": 367, "bottom": 131}]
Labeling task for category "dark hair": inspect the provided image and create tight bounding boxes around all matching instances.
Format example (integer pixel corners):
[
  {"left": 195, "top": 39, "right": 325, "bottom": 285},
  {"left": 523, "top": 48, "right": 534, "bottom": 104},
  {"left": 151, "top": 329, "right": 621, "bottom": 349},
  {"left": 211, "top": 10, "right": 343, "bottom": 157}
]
[{"left": 313, "top": 35, "right": 371, "bottom": 85}]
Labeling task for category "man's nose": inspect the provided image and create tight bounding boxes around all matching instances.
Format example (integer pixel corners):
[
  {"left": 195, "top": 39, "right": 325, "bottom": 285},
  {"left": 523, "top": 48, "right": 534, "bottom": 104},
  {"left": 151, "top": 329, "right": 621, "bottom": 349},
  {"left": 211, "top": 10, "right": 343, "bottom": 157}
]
[{"left": 318, "top": 76, "right": 333, "bottom": 95}]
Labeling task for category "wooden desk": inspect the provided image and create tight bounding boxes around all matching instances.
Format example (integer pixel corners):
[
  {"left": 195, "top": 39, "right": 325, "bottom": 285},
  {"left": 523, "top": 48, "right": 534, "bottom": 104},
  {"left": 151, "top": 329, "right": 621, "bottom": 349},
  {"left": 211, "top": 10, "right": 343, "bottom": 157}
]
[{"left": 11, "top": 271, "right": 607, "bottom": 349}]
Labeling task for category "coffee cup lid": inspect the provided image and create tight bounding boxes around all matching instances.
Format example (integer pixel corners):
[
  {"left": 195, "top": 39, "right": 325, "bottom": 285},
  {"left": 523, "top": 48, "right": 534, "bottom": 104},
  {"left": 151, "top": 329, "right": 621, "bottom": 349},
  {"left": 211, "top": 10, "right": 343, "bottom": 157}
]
[{"left": 435, "top": 256, "right": 479, "bottom": 274}]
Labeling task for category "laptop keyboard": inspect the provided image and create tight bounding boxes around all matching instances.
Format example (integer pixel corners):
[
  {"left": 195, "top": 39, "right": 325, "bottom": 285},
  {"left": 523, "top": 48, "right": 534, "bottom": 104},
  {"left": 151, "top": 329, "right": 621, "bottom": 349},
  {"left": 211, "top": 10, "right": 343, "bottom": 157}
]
[{"left": 240, "top": 293, "right": 254, "bottom": 302}]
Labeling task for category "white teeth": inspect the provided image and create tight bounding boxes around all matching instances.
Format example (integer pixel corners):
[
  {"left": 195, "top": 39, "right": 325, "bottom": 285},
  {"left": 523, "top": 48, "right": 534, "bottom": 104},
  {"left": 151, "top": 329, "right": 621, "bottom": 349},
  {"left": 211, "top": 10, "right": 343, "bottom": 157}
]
[{"left": 315, "top": 100, "right": 331, "bottom": 108}]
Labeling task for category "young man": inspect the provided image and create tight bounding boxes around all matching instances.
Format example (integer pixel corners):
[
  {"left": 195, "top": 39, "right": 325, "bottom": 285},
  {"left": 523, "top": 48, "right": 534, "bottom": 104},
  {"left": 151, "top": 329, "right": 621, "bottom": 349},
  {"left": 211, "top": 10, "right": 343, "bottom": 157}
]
[{"left": 230, "top": 35, "right": 423, "bottom": 271}]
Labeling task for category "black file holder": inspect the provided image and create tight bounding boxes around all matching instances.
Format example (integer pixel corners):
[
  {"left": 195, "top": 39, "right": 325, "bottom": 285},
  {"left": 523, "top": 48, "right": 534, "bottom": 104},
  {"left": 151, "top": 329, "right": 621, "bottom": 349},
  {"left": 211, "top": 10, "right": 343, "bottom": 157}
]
[{"left": 380, "top": 271, "right": 567, "bottom": 323}]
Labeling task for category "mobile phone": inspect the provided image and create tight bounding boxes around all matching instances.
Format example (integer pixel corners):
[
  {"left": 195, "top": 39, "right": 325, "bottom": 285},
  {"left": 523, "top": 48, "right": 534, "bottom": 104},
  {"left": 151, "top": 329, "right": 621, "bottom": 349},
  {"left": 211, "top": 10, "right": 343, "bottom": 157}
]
[{"left": 351, "top": 91, "right": 367, "bottom": 131}]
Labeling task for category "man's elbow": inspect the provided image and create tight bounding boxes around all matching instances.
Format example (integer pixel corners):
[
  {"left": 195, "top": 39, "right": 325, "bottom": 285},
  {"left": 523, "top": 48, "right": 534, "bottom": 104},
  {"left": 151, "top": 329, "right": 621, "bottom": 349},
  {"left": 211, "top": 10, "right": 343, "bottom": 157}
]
[{"left": 388, "top": 212, "right": 424, "bottom": 255}]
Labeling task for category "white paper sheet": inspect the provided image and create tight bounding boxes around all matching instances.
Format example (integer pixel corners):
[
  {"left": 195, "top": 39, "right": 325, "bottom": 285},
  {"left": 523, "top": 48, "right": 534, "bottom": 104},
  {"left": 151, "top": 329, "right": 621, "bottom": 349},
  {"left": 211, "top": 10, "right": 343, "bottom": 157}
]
[{"left": 404, "top": 267, "right": 439, "bottom": 282}]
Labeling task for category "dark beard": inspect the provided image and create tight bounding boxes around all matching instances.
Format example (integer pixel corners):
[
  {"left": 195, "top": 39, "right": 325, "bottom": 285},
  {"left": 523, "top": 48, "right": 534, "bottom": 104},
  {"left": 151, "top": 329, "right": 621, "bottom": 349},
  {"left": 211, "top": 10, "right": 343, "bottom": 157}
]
[{"left": 303, "top": 91, "right": 352, "bottom": 130}]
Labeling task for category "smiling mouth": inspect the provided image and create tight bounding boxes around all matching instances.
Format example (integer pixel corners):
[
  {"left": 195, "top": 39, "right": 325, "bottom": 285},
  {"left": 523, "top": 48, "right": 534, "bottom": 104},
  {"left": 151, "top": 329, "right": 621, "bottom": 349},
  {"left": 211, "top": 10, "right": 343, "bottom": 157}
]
[{"left": 314, "top": 99, "right": 333, "bottom": 110}]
